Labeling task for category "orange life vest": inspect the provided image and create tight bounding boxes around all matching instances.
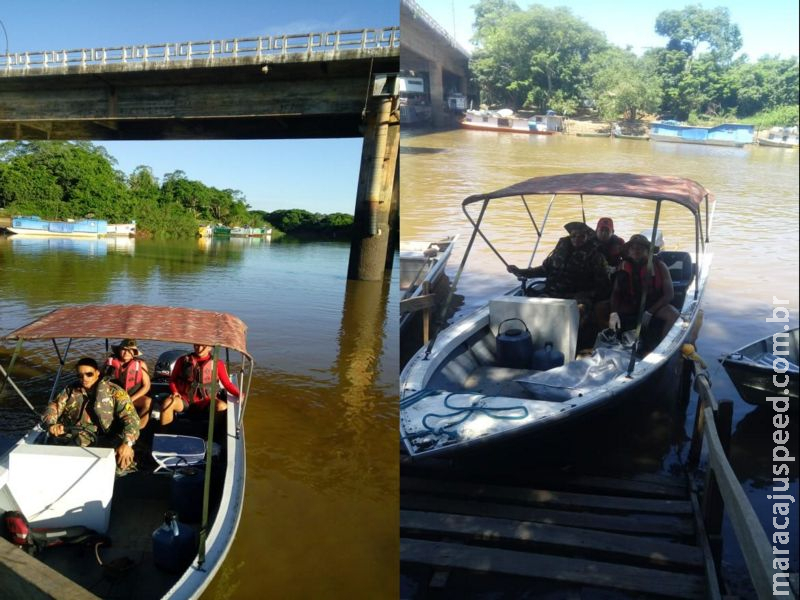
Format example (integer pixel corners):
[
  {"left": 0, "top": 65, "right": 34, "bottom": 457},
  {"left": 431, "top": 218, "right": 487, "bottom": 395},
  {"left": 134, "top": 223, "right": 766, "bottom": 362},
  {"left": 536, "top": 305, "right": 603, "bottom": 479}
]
[
  {"left": 620, "top": 257, "right": 664, "bottom": 307},
  {"left": 105, "top": 357, "right": 145, "bottom": 395}
]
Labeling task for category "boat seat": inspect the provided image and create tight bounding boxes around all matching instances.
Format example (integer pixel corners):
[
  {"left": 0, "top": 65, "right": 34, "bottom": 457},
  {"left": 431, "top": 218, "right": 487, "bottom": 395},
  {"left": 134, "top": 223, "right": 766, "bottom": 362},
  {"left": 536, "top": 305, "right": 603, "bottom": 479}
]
[
  {"left": 151, "top": 434, "right": 219, "bottom": 473},
  {"left": 658, "top": 251, "right": 694, "bottom": 309}
]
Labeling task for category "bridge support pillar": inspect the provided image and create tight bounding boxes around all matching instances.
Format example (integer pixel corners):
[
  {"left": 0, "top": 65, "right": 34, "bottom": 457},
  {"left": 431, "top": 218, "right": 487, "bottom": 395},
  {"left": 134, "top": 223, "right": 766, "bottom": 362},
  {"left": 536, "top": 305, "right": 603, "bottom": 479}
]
[{"left": 348, "top": 74, "right": 400, "bottom": 281}]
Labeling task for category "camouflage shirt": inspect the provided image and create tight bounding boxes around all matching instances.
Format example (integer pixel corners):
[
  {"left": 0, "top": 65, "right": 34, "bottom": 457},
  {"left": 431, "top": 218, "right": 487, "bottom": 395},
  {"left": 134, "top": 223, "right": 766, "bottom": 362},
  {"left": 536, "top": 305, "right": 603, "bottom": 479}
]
[
  {"left": 530, "top": 236, "right": 610, "bottom": 301},
  {"left": 42, "top": 377, "right": 140, "bottom": 447}
]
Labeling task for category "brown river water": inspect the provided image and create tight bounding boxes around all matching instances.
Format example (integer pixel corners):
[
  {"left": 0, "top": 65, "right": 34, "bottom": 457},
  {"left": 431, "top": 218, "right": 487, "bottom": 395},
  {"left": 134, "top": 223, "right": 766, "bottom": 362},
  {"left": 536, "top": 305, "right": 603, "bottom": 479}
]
[
  {"left": 400, "top": 129, "right": 799, "bottom": 595},
  {"left": 0, "top": 237, "right": 398, "bottom": 598}
]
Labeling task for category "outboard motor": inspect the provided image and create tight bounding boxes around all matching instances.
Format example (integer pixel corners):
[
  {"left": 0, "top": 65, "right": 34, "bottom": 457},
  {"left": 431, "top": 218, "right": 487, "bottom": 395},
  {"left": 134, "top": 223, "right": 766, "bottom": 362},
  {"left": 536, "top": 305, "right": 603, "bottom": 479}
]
[{"left": 496, "top": 318, "right": 534, "bottom": 368}]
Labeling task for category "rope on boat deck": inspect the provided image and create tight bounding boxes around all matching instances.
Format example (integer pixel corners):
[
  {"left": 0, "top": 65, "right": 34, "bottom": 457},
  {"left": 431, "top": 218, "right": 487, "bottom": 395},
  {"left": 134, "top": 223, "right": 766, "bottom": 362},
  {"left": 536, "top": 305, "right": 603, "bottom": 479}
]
[{"left": 417, "top": 392, "right": 529, "bottom": 439}]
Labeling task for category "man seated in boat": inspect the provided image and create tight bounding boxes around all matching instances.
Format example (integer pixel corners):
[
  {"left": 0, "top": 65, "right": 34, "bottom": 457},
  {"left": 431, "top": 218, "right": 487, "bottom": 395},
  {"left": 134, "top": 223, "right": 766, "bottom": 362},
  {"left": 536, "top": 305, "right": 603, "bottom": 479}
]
[
  {"left": 103, "top": 338, "right": 153, "bottom": 429},
  {"left": 160, "top": 344, "right": 240, "bottom": 426},
  {"left": 594, "top": 217, "right": 625, "bottom": 273},
  {"left": 507, "top": 221, "right": 611, "bottom": 324},
  {"left": 42, "top": 357, "right": 140, "bottom": 471},
  {"left": 608, "top": 234, "right": 680, "bottom": 341}
]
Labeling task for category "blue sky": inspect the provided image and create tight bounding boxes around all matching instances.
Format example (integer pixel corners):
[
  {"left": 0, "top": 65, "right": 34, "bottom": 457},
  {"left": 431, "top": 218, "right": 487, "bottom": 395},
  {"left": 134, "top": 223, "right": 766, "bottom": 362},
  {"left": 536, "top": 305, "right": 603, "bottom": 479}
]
[
  {"left": 0, "top": 1, "right": 398, "bottom": 213},
  {"left": 414, "top": 0, "right": 799, "bottom": 59}
]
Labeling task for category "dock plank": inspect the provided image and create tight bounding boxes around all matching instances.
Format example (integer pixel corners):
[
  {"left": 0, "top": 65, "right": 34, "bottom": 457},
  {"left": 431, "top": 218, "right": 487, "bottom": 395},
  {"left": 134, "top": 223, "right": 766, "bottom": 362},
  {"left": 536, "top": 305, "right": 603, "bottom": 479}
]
[
  {"left": 401, "top": 538, "right": 706, "bottom": 599},
  {"left": 401, "top": 494, "right": 695, "bottom": 537},
  {"left": 401, "top": 509, "right": 705, "bottom": 569},
  {"left": 401, "top": 475, "right": 693, "bottom": 515}
]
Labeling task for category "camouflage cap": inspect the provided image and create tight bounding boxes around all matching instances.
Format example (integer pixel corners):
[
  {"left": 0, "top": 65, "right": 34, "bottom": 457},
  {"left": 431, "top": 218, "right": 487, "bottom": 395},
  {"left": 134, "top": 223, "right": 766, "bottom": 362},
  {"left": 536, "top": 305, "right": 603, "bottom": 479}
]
[{"left": 113, "top": 339, "right": 141, "bottom": 356}]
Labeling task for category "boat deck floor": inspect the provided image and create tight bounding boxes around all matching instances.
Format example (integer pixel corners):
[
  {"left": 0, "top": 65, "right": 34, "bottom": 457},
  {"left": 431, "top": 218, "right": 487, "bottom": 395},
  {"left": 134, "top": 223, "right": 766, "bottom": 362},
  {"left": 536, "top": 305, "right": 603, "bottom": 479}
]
[
  {"left": 38, "top": 472, "right": 181, "bottom": 599},
  {"left": 401, "top": 458, "right": 715, "bottom": 599},
  {"left": 460, "top": 366, "right": 538, "bottom": 398},
  {"left": 35, "top": 419, "right": 225, "bottom": 599}
]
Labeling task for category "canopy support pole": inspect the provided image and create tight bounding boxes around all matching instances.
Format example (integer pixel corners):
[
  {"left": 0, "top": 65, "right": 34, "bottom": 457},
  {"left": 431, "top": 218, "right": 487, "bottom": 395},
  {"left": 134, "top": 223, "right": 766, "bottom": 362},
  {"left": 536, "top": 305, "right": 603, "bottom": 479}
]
[
  {"left": 197, "top": 345, "right": 220, "bottom": 567},
  {"left": 627, "top": 200, "right": 662, "bottom": 377}
]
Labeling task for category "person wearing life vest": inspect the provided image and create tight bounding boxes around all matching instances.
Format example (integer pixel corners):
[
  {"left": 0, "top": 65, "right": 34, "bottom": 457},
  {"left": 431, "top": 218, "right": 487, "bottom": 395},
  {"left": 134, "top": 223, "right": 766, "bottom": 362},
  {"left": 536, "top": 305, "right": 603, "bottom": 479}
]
[
  {"left": 609, "top": 234, "right": 680, "bottom": 341},
  {"left": 104, "top": 339, "right": 152, "bottom": 429},
  {"left": 160, "top": 344, "right": 240, "bottom": 426}
]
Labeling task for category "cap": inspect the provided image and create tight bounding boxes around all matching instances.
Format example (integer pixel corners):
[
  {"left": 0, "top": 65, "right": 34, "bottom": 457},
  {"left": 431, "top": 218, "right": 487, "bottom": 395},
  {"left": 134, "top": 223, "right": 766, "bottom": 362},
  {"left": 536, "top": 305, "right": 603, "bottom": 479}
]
[
  {"left": 596, "top": 217, "right": 614, "bottom": 232},
  {"left": 564, "top": 221, "right": 593, "bottom": 236},
  {"left": 626, "top": 233, "right": 650, "bottom": 249},
  {"left": 113, "top": 339, "right": 140, "bottom": 356}
]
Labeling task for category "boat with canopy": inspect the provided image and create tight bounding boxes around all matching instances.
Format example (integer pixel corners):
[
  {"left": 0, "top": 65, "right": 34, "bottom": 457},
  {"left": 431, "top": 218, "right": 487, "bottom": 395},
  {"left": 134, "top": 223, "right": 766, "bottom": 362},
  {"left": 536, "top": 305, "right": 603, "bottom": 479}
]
[
  {"left": 400, "top": 172, "right": 714, "bottom": 459},
  {"left": 0, "top": 304, "right": 253, "bottom": 598}
]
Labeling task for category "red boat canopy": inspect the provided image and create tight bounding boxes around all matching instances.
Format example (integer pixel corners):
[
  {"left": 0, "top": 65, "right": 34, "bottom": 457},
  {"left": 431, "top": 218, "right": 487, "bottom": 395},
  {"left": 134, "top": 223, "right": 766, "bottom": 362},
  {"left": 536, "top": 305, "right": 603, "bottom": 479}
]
[
  {"left": 463, "top": 172, "right": 713, "bottom": 213},
  {"left": 5, "top": 304, "right": 250, "bottom": 358}
]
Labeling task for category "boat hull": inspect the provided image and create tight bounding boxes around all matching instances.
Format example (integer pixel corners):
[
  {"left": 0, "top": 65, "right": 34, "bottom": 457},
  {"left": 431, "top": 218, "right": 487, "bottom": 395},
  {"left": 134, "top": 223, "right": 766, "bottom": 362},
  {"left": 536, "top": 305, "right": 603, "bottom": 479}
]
[
  {"left": 757, "top": 138, "right": 799, "bottom": 149},
  {"left": 461, "top": 121, "right": 556, "bottom": 135},
  {"left": 649, "top": 134, "right": 745, "bottom": 147}
]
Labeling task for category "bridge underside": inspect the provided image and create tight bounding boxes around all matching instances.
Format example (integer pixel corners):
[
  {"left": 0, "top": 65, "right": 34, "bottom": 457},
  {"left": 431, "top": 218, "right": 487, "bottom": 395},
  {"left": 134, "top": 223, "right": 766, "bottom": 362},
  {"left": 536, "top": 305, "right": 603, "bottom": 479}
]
[{"left": 0, "top": 54, "right": 398, "bottom": 140}]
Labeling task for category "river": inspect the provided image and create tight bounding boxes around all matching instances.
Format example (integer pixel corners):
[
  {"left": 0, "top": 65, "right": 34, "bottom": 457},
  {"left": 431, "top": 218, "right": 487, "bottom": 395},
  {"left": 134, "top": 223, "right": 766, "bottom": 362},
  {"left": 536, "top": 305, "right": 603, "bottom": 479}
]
[
  {"left": 0, "top": 236, "right": 399, "bottom": 598},
  {"left": 400, "top": 129, "right": 799, "bottom": 595}
]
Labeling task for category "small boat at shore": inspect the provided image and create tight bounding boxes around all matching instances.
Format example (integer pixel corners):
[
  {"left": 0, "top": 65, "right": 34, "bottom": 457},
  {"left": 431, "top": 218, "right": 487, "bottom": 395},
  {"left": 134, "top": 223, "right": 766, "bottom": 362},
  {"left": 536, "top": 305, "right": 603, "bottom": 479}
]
[
  {"left": 576, "top": 131, "right": 610, "bottom": 138},
  {"left": 400, "top": 172, "right": 714, "bottom": 459},
  {"left": 231, "top": 226, "right": 267, "bottom": 238},
  {"left": 757, "top": 126, "right": 799, "bottom": 149},
  {"left": 720, "top": 328, "right": 799, "bottom": 407},
  {"left": 400, "top": 235, "right": 459, "bottom": 334},
  {"left": 107, "top": 222, "right": 137, "bottom": 237},
  {"left": 0, "top": 305, "right": 254, "bottom": 598},
  {"left": 5, "top": 216, "right": 108, "bottom": 238},
  {"left": 461, "top": 109, "right": 563, "bottom": 135},
  {"left": 613, "top": 132, "right": 650, "bottom": 140},
  {"left": 649, "top": 121, "right": 754, "bottom": 147},
  {"left": 212, "top": 225, "right": 231, "bottom": 237}
]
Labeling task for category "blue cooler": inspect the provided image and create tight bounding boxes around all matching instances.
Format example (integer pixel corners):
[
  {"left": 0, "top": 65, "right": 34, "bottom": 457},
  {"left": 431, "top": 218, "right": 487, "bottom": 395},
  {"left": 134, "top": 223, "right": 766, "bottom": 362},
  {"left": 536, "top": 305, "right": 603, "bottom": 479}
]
[
  {"left": 170, "top": 466, "right": 205, "bottom": 524},
  {"left": 532, "top": 342, "right": 565, "bottom": 371},
  {"left": 152, "top": 511, "right": 198, "bottom": 572}
]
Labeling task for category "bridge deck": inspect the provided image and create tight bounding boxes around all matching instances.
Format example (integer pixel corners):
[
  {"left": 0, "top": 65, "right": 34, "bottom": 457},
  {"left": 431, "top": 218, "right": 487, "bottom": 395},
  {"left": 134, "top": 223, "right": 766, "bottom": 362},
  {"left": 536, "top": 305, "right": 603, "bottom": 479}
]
[{"left": 401, "top": 458, "right": 717, "bottom": 599}]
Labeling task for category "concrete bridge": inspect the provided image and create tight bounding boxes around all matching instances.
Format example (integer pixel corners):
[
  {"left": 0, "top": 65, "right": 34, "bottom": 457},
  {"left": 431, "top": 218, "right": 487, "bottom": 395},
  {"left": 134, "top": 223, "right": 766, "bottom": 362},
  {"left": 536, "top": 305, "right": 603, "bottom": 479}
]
[
  {"left": 0, "top": 28, "right": 400, "bottom": 281},
  {"left": 0, "top": 28, "right": 399, "bottom": 140},
  {"left": 400, "top": 0, "right": 471, "bottom": 128}
]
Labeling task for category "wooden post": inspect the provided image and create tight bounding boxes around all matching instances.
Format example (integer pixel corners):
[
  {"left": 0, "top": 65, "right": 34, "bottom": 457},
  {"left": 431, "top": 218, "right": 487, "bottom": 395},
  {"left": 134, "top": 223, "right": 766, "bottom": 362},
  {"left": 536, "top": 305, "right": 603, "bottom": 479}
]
[
  {"left": 348, "top": 74, "right": 400, "bottom": 281},
  {"left": 702, "top": 400, "right": 733, "bottom": 578}
]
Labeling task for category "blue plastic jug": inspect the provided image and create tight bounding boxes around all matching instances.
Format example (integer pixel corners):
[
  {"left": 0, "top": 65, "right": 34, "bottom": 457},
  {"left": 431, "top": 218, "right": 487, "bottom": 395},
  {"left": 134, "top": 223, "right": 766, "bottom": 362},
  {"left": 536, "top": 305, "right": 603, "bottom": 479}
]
[
  {"left": 152, "top": 511, "right": 198, "bottom": 573},
  {"left": 531, "top": 342, "right": 565, "bottom": 371},
  {"left": 496, "top": 318, "right": 534, "bottom": 368},
  {"left": 171, "top": 466, "right": 205, "bottom": 524}
]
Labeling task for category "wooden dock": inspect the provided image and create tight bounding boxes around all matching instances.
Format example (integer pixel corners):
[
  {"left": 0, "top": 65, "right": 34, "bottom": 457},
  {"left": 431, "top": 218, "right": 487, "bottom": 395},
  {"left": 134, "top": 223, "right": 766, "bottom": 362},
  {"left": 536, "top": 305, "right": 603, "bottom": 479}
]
[{"left": 401, "top": 459, "right": 716, "bottom": 599}]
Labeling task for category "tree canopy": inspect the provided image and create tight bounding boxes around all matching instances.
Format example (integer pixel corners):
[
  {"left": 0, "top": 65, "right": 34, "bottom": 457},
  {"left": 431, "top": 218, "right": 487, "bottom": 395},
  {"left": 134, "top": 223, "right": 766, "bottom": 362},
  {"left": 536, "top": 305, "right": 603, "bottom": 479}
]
[
  {"left": 467, "top": 1, "right": 798, "bottom": 124},
  {"left": 0, "top": 141, "right": 349, "bottom": 239}
]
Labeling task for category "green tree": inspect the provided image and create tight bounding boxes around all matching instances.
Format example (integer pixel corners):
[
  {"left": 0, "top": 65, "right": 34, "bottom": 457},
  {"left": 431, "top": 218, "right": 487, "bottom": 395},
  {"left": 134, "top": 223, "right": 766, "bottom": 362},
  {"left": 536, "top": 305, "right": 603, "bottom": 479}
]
[
  {"left": 655, "top": 5, "right": 742, "bottom": 67},
  {"left": 471, "top": 3, "right": 608, "bottom": 111},
  {"left": 586, "top": 49, "right": 663, "bottom": 121}
]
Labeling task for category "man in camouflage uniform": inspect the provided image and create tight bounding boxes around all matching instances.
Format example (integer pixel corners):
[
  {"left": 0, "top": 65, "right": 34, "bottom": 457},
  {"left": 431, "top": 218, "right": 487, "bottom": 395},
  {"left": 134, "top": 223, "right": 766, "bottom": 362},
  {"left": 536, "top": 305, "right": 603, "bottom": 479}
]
[
  {"left": 42, "top": 357, "right": 140, "bottom": 471},
  {"left": 507, "top": 221, "right": 611, "bottom": 308}
]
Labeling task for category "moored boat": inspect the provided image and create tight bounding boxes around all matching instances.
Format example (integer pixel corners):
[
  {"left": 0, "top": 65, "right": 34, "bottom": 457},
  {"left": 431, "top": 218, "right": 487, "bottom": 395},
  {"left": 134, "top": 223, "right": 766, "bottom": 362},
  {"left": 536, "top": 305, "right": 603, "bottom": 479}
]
[
  {"left": 720, "top": 327, "right": 799, "bottom": 407},
  {"left": 212, "top": 225, "right": 231, "bottom": 237},
  {"left": 461, "top": 109, "right": 563, "bottom": 135},
  {"left": 400, "top": 235, "right": 459, "bottom": 334},
  {"left": 400, "top": 172, "right": 714, "bottom": 459},
  {"left": 107, "top": 222, "right": 137, "bottom": 237},
  {"left": 757, "top": 126, "right": 799, "bottom": 149},
  {"left": 575, "top": 132, "right": 611, "bottom": 138},
  {"left": 0, "top": 305, "right": 254, "bottom": 598},
  {"left": 230, "top": 226, "right": 265, "bottom": 238},
  {"left": 649, "top": 121, "right": 754, "bottom": 147},
  {"left": 6, "top": 216, "right": 108, "bottom": 238}
]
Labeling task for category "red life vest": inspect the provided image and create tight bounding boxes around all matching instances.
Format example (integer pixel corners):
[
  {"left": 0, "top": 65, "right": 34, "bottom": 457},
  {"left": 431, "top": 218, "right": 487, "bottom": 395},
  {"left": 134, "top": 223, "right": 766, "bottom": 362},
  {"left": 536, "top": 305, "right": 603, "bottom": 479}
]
[
  {"left": 621, "top": 258, "right": 664, "bottom": 300},
  {"left": 180, "top": 354, "right": 217, "bottom": 405},
  {"left": 105, "top": 357, "right": 145, "bottom": 395}
]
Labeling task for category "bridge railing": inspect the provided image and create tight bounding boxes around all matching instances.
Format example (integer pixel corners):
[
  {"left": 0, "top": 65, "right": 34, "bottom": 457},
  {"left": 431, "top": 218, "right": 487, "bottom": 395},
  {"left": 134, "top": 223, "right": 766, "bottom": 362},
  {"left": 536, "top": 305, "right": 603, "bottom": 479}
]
[
  {"left": 401, "top": 0, "right": 471, "bottom": 56},
  {"left": 0, "top": 27, "right": 399, "bottom": 73}
]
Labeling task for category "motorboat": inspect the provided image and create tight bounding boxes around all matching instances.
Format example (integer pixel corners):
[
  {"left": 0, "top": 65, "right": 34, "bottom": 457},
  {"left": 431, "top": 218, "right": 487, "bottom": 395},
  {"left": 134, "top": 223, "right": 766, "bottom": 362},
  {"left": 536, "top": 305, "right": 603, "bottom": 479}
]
[
  {"left": 400, "top": 172, "right": 714, "bottom": 458},
  {"left": 461, "top": 109, "right": 563, "bottom": 135},
  {"left": 400, "top": 234, "right": 458, "bottom": 334},
  {"left": 720, "top": 327, "right": 798, "bottom": 407},
  {"left": 0, "top": 304, "right": 254, "bottom": 598}
]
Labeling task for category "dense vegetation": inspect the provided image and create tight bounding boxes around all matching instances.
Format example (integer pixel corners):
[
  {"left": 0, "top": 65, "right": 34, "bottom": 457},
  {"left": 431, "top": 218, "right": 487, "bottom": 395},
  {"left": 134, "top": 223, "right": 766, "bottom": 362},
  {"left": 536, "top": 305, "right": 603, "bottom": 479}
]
[
  {"left": 470, "top": 2, "right": 799, "bottom": 126},
  {"left": 0, "top": 141, "right": 353, "bottom": 239}
]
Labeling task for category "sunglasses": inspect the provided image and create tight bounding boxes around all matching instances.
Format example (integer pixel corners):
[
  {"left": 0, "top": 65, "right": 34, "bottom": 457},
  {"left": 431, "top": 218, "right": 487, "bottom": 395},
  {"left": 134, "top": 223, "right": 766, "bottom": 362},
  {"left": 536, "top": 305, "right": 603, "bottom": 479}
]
[{"left": 77, "top": 371, "right": 97, "bottom": 378}]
